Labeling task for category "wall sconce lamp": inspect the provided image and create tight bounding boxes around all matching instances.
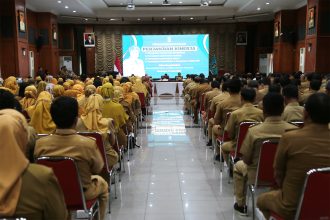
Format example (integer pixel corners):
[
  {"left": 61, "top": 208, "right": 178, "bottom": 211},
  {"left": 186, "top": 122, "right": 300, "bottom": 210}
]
[
  {"left": 22, "top": 48, "right": 26, "bottom": 56},
  {"left": 308, "top": 43, "right": 312, "bottom": 52}
]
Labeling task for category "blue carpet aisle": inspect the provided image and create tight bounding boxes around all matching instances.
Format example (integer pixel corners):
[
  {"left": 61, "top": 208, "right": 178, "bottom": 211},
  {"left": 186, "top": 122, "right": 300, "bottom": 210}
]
[{"left": 106, "top": 96, "right": 252, "bottom": 220}]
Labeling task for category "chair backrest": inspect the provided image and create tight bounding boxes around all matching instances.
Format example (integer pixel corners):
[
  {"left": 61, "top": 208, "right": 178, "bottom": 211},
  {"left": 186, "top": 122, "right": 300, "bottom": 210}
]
[
  {"left": 220, "top": 112, "right": 232, "bottom": 142},
  {"left": 295, "top": 167, "right": 330, "bottom": 220},
  {"left": 235, "top": 121, "right": 259, "bottom": 158},
  {"left": 35, "top": 156, "right": 87, "bottom": 211},
  {"left": 78, "top": 132, "right": 110, "bottom": 171},
  {"left": 137, "top": 92, "right": 146, "bottom": 108},
  {"left": 255, "top": 139, "right": 280, "bottom": 187}
]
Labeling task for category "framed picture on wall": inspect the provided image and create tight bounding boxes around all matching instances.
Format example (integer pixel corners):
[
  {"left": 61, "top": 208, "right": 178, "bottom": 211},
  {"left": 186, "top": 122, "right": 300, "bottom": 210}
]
[
  {"left": 83, "top": 33, "right": 95, "bottom": 47},
  {"left": 274, "top": 21, "right": 280, "bottom": 37},
  {"left": 236, "top": 32, "right": 247, "bottom": 45},
  {"left": 308, "top": 7, "right": 315, "bottom": 29},
  {"left": 18, "top": 11, "right": 26, "bottom": 32}
]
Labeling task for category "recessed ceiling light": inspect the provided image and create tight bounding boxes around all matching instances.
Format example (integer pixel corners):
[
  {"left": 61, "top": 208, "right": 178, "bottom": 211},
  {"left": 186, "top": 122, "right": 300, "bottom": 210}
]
[
  {"left": 65, "top": 5, "right": 69, "bottom": 9},
  {"left": 190, "top": 17, "right": 194, "bottom": 20},
  {"left": 84, "top": 18, "right": 88, "bottom": 21},
  {"left": 57, "top": 0, "right": 62, "bottom": 3},
  {"left": 110, "top": 18, "right": 116, "bottom": 21},
  {"left": 137, "top": 18, "right": 141, "bottom": 21},
  {"left": 73, "top": 10, "right": 76, "bottom": 13},
  {"left": 209, "top": 0, "right": 212, "bottom": 3},
  {"left": 179, "top": 1, "right": 183, "bottom": 3},
  {"left": 162, "top": 17, "right": 166, "bottom": 20},
  {"left": 257, "top": 7, "right": 261, "bottom": 10},
  {"left": 149, "top": 1, "right": 153, "bottom": 3},
  {"left": 266, "top": 2, "right": 270, "bottom": 5}
]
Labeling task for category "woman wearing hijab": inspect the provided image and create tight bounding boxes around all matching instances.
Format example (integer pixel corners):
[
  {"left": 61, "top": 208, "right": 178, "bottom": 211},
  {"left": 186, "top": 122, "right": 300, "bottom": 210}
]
[
  {"left": 52, "top": 84, "right": 65, "bottom": 98},
  {"left": 27, "top": 91, "right": 56, "bottom": 134},
  {"left": 36, "top": 81, "right": 47, "bottom": 96},
  {"left": 0, "top": 109, "right": 67, "bottom": 219},
  {"left": 76, "top": 93, "right": 119, "bottom": 169},
  {"left": 20, "top": 85, "right": 37, "bottom": 111},
  {"left": 114, "top": 85, "right": 135, "bottom": 132},
  {"left": 101, "top": 83, "right": 129, "bottom": 148},
  {"left": 3, "top": 76, "right": 19, "bottom": 95},
  {"left": 132, "top": 78, "right": 148, "bottom": 97},
  {"left": 123, "top": 82, "right": 141, "bottom": 119}
]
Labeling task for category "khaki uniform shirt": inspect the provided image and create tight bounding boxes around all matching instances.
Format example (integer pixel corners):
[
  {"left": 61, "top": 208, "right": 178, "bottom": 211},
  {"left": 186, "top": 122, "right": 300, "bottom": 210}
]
[
  {"left": 193, "top": 83, "right": 212, "bottom": 107},
  {"left": 282, "top": 102, "right": 304, "bottom": 122},
  {"left": 273, "top": 123, "right": 330, "bottom": 219},
  {"left": 15, "top": 164, "right": 68, "bottom": 220},
  {"left": 214, "top": 94, "right": 241, "bottom": 127},
  {"left": 209, "top": 92, "right": 230, "bottom": 114},
  {"left": 34, "top": 129, "right": 104, "bottom": 189},
  {"left": 225, "top": 103, "right": 264, "bottom": 140},
  {"left": 299, "top": 90, "right": 317, "bottom": 105},
  {"left": 203, "top": 88, "right": 221, "bottom": 111},
  {"left": 240, "top": 116, "right": 298, "bottom": 183}
]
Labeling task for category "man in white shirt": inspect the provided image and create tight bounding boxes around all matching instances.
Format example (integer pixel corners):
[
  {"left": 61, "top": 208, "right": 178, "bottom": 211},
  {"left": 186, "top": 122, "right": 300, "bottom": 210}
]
[{"left": 123, "top": 46, "right": 145, "bottom": 77}]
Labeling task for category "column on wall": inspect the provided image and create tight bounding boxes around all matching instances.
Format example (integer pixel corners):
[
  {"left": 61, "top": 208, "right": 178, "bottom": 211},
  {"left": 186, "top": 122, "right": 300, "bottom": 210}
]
[
  {"left": 305, "top": 0, "right": 330, "bottom": 73},
  {"left": 37, "top": 13, "right": 59, "bottom": 75},
  {"left": 85, "top": 25, "right": 95, "bottom": 76}
]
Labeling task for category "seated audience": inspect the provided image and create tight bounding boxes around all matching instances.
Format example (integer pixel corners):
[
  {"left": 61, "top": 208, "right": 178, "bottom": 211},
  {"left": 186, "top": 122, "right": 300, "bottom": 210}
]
[
  {"left": 299, "top": 79, "right": 322, "bottom": 104},
  {"left": 76, "top": 93, "right": 119, "bottom": 169},
  {"left": 257, "top": 93, "right": 330, "bottom": 219},
  {"left": 233, "top": 93, "right": 297, "bottom": 215},
  {"left": 34, "top": 97, "right": 108, "bottom": 220},
  {"left": 3, "top": 76, "right": 19, "bottom": 95},
  {"left": 212, "top": 78, "right": 241, "bottom": 154},
  {"left": 0, "top": 109, "right": 67, "bottom": 219},
  {"left": 101, "top": 83, "right": 129, "bottom": 148},
  {"left": 282, "top": 85, "right": 304, "bottom": 122},
  {"left": 27, "top": 91, "right": 56, "bottom": 134},
  {"left": 220, "top": 88, "right": 264, "bottom": 163},
  {"left": 19, "top": 85, "right": 37, "bottom": 111}
]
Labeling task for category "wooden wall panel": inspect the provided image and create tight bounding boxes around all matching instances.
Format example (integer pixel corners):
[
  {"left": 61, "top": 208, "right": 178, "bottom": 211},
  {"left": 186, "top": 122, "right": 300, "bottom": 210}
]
[
  {"left": 85, "top": 25, "right": 95, "bottom": 75},
  {"left": 304, "top": 36, "right": 317, "bottom": 72}
]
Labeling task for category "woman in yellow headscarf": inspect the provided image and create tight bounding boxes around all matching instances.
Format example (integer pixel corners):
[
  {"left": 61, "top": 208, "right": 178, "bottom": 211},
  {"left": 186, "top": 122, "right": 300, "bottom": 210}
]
[
  {"left": 76, "top": 93, "right": 118, "bottom": 169},
  {"left": 20, "top": 85, "right": 37, "bottom": 111},
  {"left": 36, "top": 81, "right": 47, "bottom": 96},
  {"left": 72, "top": 84, "right": 84, "bottom": 101},
  {"left": 0, "top": 109, "right": 67, "bottom": 219},
  {"left": 123, "top": 82, "right": 141, "bottom": 117},
  {"left": 63, "top": 83, "right": 83, "bottom": 99},
  {"left": 101, "top": 83, "right": 129, "bottom": 148},
  {"left": 27, "top": 91, "right": 56, "bottom": 134},
  {"left": 63, "top": 81, "right": 71, "bottom": 90},
  {"left": 114, "top": 85, "right": 135, "bottom": 129},
  {"left": 4, "top": 76, "right": 19, "bottom": 95},
  {"left": 53, "top": 84, "right": 65, "bottom": 98},
  {"left": 132, "top": 78, "right": 148, "bottom": 97}
]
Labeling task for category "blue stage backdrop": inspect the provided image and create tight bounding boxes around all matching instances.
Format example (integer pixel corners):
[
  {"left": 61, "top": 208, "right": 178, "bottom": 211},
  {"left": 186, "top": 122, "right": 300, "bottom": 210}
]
[{"left": 122, "top": 34, "right": 209, "bottom": 79}]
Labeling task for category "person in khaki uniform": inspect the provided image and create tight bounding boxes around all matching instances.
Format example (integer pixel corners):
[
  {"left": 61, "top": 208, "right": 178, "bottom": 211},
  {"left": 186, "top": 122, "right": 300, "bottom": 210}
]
[
  {"left": 247, "top": 80, "right": 264, "bottom": 105},
  {"left": 191, "top": 78, "right": 212, "bottom": 123},
  {"left": 35, "top": 97, "right": 109, "bottom": 220},
  {"left": 299, "top": 79, "right": 322, "bottom": 105},
  {"left": 257, "top": 93, "right": 330, "bottom": 220},
  {"left": 203, "top": 80, "right": 221, "bottom": 115},
  {"left": 212, "top": 78, "right": 242, "bottom": 155},
  {"left": 233, "top": 93, "right": 298, "bottom": 215},
  {"left": 0, "top": 109, "right": 67, "bottom": 220},
  {"left": 207, "top": 82, "right": 230, "bottom": 145},
  {"left": 221, "top": 88, "right": 264, "bottom": 164},
  {"left": 282, "top": 85, "right": 304, "bottom": 122}
]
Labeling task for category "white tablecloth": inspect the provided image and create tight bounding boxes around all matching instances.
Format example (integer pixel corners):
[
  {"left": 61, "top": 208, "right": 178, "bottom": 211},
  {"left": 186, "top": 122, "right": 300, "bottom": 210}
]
[{"left": 153, "top": 81, "right": 183, "bottom": 96}]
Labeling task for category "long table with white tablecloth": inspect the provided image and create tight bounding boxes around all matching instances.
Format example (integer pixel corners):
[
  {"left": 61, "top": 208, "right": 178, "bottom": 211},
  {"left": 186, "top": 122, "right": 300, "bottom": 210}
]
[{"left": 153, "top": 81, "right": 184, "bottom": 96}]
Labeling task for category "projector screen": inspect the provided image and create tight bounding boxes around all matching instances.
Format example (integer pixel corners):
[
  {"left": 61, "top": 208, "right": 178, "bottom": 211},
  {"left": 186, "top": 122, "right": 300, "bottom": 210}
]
[{"left": 122, "top": 34, "right": 209, "bottom": 79}]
